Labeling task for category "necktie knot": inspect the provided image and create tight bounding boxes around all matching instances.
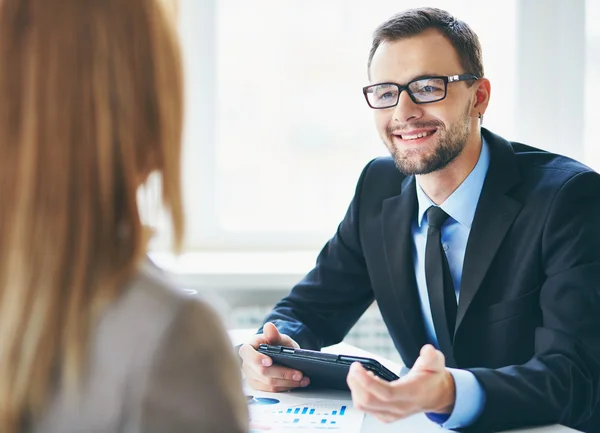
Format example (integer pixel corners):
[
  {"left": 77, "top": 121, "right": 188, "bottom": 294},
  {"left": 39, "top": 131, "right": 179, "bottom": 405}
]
[{"left": 427, "top": 206, "right": 450, "bottom": 229}]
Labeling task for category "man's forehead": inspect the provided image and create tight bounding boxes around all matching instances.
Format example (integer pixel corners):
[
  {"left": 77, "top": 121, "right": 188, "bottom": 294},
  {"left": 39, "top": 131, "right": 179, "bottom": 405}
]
[{"left": 369, "top": 29, "right": 463, "bottom": 83}]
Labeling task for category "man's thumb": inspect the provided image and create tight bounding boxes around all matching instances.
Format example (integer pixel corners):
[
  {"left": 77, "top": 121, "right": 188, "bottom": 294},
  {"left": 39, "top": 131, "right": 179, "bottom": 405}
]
[
  {"left": 412, "top": 344, "right": 445, "bottom": 373},
  {"left": 263, "top": 322, "right": 282, "bottom": 344}
]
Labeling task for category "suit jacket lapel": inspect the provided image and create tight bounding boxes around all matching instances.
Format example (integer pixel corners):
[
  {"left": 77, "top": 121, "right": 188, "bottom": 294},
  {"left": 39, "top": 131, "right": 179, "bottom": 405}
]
[
  {"left": 455, "top": 129, "right": 523, "bottom": 333},
  {"left": 381, "top": 176, "right": 430, "bottom": 367}
]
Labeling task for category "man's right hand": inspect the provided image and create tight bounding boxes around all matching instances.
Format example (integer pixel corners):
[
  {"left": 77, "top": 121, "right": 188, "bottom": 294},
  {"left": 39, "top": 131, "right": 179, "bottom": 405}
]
[{"left": 239, "top": 322, "right": 311, "bottom": 392}]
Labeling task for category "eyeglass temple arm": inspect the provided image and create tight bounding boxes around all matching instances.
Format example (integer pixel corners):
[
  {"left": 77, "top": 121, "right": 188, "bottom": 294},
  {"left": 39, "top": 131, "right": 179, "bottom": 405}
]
[{"left": 448, "top": 74, "right": 478, "bottom": 82}]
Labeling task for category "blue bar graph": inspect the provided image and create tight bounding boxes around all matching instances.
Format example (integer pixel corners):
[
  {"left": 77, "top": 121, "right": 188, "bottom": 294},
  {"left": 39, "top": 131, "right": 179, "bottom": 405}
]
[{"left": 249, "top": 400, "right": 352, "bottom": 431}]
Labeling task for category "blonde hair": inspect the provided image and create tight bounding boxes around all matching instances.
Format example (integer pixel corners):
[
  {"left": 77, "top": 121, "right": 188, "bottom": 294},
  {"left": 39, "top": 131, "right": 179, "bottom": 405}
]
[{"left": 0, "top": 0, "right": 184, "bottom": 430}]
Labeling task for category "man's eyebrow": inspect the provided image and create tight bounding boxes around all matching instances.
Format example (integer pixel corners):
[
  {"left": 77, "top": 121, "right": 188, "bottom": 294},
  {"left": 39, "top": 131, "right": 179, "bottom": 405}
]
[
  {"left": 408, "top": 73, "right": 444, "bottom": 82},
  {"left": 371, "top": 73, "right": 444, "bottom": 86}
]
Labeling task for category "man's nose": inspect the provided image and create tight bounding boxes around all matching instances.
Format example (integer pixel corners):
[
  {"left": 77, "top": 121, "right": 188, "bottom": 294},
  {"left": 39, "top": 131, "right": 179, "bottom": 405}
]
[{"left": 391, "top": 90, "right": 423, "bottom": 123}]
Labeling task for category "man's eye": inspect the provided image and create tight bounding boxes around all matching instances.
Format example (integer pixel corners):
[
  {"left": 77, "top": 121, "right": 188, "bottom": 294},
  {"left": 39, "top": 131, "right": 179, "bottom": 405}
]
[{"left": 421, "top": 85, "right": 441, "bottom": 93}]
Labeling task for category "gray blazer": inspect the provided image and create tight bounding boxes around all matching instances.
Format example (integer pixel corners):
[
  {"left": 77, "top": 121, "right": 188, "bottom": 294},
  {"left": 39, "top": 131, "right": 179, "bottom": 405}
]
[{"left": 32, "top": 263, "right": 249, "bottom": 433}]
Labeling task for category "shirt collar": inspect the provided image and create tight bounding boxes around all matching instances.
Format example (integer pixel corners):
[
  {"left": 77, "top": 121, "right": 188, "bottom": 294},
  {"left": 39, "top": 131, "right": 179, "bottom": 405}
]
[{"left": 416, "top": 136, "right": 491, "bottom": 228}]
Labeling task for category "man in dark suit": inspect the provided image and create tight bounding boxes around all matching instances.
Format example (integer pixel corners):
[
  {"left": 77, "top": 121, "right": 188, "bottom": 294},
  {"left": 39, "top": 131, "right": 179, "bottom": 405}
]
[{"left": 239, "top": 7, "right": 600, "bottom": 432}]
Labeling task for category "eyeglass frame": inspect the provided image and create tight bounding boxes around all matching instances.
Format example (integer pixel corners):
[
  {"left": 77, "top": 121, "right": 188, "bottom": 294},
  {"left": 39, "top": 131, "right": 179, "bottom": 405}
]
[{"left": 362, "top": 73, "right": 479, "bottom": 109}]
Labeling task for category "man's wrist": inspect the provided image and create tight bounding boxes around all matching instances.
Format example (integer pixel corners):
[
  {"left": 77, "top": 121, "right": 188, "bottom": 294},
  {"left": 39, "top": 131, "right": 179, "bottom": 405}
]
[{"left": 432, "top": 369, "right": 456, "bottom": 414}]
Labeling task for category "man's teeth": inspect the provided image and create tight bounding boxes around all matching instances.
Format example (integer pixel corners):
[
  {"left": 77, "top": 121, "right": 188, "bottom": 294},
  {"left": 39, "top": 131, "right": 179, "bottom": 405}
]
[{"left": 401, "top": 130, "right": 435, "bottom": 140}]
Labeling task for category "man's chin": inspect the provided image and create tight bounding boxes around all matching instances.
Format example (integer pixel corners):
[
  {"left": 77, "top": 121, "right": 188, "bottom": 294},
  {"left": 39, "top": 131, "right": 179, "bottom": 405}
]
[
  {"left": 392, "top": 151, "right": 430, "bottom": 175},
  {"left": 393, "top": 155, "right": 447, "bottom": 176}
]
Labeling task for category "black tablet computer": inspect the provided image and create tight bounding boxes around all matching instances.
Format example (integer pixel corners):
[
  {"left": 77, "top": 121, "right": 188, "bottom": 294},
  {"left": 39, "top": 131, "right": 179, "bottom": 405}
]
[{"left": 257, "top": 344, "right": 399, "bottom": 391}]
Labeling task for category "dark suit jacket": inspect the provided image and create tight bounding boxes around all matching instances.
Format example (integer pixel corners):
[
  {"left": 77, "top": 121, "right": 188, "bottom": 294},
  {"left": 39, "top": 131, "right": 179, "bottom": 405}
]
[{"left": 262, "top": 128, "right": 600, "bottom": 432}]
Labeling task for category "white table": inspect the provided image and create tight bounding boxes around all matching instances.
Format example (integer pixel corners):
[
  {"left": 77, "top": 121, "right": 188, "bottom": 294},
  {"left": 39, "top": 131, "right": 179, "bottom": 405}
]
[{"left": 230, "top": 329, "right": 579, "bottom": 432}]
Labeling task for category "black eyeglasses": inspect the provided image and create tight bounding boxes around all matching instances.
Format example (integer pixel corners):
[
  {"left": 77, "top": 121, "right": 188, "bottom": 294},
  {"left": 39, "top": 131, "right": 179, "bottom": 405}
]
[{"left": 362, "top": 74, "right": 478, "bottom": 109}]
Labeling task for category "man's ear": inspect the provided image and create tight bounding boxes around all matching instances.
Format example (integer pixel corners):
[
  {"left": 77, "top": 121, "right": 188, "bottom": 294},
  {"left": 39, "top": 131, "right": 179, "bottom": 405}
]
[{"left": 470, "top": 78, "right": 491, "bottom": 119}]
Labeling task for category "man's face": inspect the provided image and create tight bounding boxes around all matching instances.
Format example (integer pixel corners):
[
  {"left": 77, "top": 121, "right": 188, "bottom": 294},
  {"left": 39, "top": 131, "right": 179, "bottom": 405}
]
[{"left": 369, "top": 29, "right": 477, "bottom": 175}]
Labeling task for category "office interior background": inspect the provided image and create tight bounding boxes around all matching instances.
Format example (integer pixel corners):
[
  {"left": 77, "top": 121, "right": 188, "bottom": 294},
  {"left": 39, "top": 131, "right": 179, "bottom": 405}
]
[{"left": 145, "top": 0, "right": 599, "bottom": 363}]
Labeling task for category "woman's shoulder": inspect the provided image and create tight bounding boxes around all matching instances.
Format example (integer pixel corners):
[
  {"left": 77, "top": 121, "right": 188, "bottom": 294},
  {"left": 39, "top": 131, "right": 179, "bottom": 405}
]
[
  {"left": 98, "top": 259, "right": 221, "bottom": 355},
  {"left": 34, "top": 259, "right": 241, "bottom": 433},
  {"left": 113, "top": 260, "right": 249, "bottom": 433}
]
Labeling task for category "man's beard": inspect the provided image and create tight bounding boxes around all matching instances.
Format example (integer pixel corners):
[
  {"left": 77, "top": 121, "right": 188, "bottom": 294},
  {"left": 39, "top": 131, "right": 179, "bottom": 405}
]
[{"left": 387, "top": 103, "right": 471, "bottom": 175}]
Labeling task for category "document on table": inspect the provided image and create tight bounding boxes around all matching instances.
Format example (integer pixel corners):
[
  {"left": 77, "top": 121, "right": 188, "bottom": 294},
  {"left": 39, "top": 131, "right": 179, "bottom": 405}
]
[{"left": 246, "top": 389, "right": 364, "bottom": 433}]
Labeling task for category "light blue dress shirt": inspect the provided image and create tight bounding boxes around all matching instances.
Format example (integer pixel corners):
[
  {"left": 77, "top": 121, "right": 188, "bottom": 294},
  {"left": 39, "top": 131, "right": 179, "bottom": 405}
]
[{"left": 411, "top": 138, "right": 490, "bottom": 429}]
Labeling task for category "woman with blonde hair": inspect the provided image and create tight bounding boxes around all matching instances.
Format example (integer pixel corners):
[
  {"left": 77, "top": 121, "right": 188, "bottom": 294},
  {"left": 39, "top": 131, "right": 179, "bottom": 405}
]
[{"left": 0, "top": 0, "right": 248, "bottom": 432}]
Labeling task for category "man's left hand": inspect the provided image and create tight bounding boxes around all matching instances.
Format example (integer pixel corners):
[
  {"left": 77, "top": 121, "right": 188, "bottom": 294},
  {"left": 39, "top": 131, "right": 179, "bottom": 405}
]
[{"left": 346, "top": 344, "right": 456, "bottom": 424}]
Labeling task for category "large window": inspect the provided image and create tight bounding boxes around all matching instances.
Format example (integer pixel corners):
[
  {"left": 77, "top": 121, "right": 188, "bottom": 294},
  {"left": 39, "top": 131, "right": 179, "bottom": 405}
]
[
  {"left": 157, "top": 0, "right": 593, "bottom": 255},
  {"left": 175, "top": 0, "right": 518, "bottom": 252}
]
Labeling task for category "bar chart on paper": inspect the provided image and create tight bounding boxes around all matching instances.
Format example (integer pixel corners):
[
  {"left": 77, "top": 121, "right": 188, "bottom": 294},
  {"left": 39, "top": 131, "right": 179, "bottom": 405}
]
[{"left": 247, "top": 392, "right": 363, "bottom": 432}]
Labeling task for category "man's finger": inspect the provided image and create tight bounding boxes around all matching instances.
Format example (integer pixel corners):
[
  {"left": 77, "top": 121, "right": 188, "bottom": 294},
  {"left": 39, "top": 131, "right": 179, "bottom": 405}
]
[
  {"left": 240, "top": 350, "right": 309, "bottom": 387},
  {"left": 350, "top": 383, "right": 410, "bottom": 419},
  {"left": 257, "top": 364, "right": 307, "bottom": 383},
  {"left": 348, "top": 363, "right": 422, "bottom": 419},
  {"left": 246, "top": 378, "right": 297, "bottom": 393},
  {"left": 347, "top": 363, "right": 394, "bottom": 403},
  {"left": 371, "top": 410, "right": 407, "bottom": 424},
  {"left": 239, "top": 342, "right": 297, "bottom": 381},
  {"left": 244, "top": 366, "right": 310, "bottom": 391},
  {"left": 355, "top": 402, "right": 410, "bottom": 423},
  {"left": 350, "top": 384, "right": 415, "bottom": 420},
  {"left": 243, "top": 359, "right": 306, "bottom": 384},
  {"left": 252, "top": 369, "right": 309, "bottom": 389},
  {"left": 239, "top": 342, "right": 273, "bottom": 367}
]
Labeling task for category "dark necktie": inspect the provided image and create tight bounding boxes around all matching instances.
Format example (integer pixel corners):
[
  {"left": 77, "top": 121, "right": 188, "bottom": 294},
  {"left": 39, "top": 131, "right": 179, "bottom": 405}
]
[{"left": 425, "top": 206, "right": 457, "bottom": 345}]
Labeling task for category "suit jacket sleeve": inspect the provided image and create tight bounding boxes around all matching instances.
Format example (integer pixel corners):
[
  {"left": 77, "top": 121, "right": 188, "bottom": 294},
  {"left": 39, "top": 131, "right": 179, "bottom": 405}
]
[
  {"left": 467, "top": 171, "right": 600, "bottom": 432},
  {"left": 139, "top": 298, "right": 249, "bottom": 433},
  {"left": 260, "top": 160, "right": 377, "bottom": 350}
]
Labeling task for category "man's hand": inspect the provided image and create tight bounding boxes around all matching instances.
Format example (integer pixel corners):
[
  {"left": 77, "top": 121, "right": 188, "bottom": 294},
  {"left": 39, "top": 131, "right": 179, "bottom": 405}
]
[
  {"left": 239, "top": 322, "right": 311, "bottom": 392},
  {"left": 346, "top": 344, "right": 456, "bottom": 424}
]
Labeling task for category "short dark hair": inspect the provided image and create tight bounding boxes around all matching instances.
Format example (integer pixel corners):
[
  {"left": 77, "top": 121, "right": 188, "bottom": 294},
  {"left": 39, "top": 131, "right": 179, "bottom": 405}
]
[{"left": 367, "top": 8, "right": 484, "bottom": 81}]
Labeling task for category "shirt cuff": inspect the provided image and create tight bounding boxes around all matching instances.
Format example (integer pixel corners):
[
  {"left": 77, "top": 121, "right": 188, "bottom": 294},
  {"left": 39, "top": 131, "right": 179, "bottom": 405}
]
[{"left": 426, "top": 368, "right": 486, "bottom": 429}]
